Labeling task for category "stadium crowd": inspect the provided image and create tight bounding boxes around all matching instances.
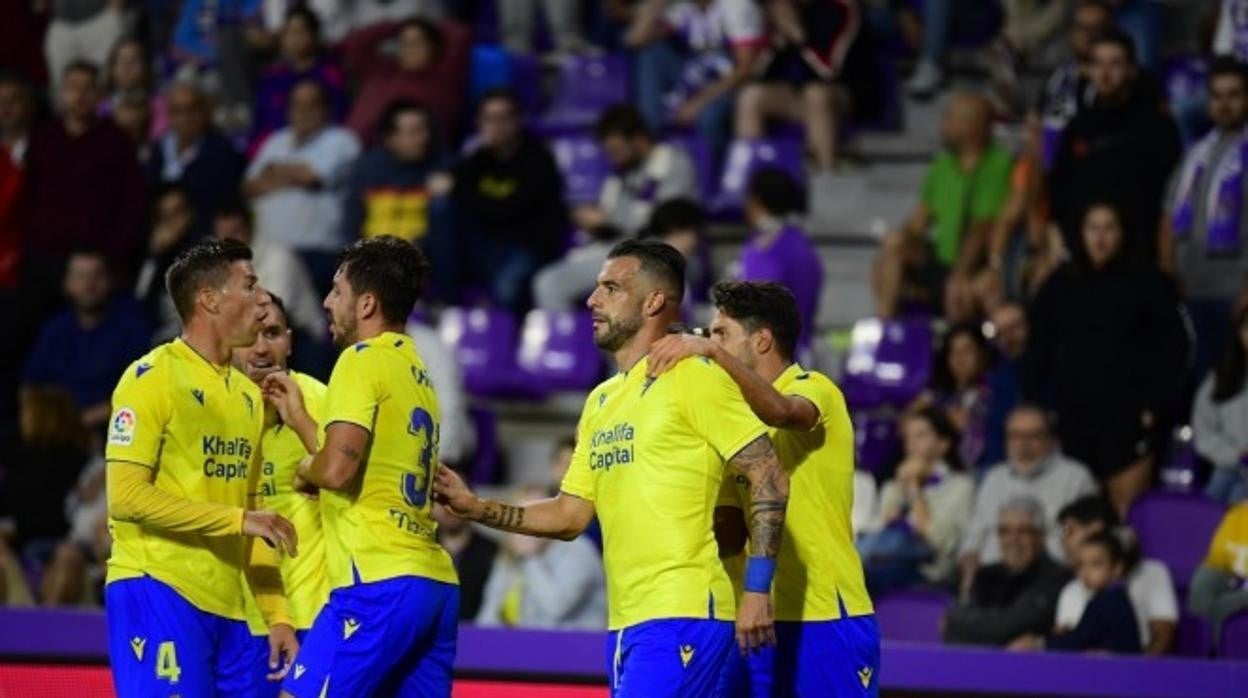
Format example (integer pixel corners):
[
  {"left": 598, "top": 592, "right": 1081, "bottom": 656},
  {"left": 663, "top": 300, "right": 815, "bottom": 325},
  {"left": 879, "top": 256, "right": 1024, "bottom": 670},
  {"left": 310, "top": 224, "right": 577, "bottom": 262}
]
[{"left": 5, "top": 0, "right": 1248, "bottom": 665}]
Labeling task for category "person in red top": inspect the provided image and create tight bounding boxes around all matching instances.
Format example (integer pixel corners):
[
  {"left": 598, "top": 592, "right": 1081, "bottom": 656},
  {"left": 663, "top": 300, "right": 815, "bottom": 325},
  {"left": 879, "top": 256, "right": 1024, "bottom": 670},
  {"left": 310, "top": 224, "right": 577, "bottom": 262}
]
[
  {"left": 0, "top": 72, "right": 35, "bottom": 291},
  {"left": 343, "top": 16, "right": 471, "bottom": 146}
]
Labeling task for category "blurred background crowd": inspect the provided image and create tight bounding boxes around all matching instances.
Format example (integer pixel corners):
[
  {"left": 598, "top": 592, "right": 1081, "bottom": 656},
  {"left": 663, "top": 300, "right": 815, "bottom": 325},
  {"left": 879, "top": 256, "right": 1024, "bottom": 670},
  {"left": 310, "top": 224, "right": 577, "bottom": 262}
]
[{"left": 4, "top": 0, "right": 1248, "bottom": 661}]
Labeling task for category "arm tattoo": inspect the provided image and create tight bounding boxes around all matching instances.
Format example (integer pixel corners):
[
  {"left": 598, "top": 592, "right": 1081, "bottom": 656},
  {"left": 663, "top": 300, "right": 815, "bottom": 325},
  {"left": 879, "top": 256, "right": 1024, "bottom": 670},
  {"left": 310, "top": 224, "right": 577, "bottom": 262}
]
[
  {"left": 728, "top": 435, "right": 789, "bottom": 559},
  {"left": 480, "top": 500, "right": 527, "bottom": 532}
]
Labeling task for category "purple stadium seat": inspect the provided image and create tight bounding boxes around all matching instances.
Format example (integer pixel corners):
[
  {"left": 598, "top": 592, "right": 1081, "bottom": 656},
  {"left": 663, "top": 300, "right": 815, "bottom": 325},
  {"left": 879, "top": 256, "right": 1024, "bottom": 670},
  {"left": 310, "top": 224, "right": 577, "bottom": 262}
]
[
  {"left": 709, "top": 137, "right": 806, "bottom": 215},
  {"left": 438, "top": 307, "right": 542, "bottom": 399},
  {"left": 1221, "top": 612, "right": 1248, "bottom": 659},
  {"left": 537, "top": 53, "right": 630, "bottom": 134},
  {"left": 666, "top": 133, "right": 715, "bottom": 201},
  {"left": 840, "top": 317, "right": 935, "bottom": 410},
  {"left": 853, "top": 410, "right": 900, "bottom": 478},
  {"left": 874, "top": 588, "right": 954, "bottom": 643},
  {"left": 1127, "top": 491, "right": 1225, "bottom": 588},
  {"left": 518, "top": 310, "right": 603, "bottom": 391},
  {"left": 551, "top": 135, "right": 610, "bottom": 205},
  {"left": 1176, "top": 613, "right": 1213, "bottom": 658}
]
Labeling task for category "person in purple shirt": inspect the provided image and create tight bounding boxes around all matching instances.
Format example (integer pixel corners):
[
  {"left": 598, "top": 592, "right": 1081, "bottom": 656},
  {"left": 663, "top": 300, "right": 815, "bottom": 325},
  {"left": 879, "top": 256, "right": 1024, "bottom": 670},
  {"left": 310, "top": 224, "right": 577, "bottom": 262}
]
[
  {"left": 249, "top": 6, "right": 348, "bottom": 154},
  {"left": 738, "top": 166, "right": 823, "bottom": 352},
  {"left": 21, "top": 250, "right": 152, "bottom": 435}
]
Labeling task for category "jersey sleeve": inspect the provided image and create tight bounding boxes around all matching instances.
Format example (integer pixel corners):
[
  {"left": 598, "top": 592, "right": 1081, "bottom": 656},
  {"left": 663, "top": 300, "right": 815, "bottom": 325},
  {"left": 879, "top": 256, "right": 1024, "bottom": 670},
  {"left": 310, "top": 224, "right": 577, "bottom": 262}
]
[
  {"left": 559, "top": 395, "right": 597, "bottom": 501},
  {"left": 105, "top": 361, "right": 170, "bottom": 468},
  {"left": 295, "top": 372, "right": 329, "bottom": 448},
  {"left": 677, "top": 359, "right": 768, "bottom": 463},
  {"left": 323, "top": 348, "right": 377, "bottom": 432},
  {"left": 784, "top": 373, "right": 838, "bottom": 431}
]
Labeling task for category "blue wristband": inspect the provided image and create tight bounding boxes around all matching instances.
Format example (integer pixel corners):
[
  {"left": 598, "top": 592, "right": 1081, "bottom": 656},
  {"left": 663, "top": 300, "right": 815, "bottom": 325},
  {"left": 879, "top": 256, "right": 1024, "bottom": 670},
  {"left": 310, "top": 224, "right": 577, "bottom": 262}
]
[{"left": 744, "top": 557, "right": 776, "bottom": 594}]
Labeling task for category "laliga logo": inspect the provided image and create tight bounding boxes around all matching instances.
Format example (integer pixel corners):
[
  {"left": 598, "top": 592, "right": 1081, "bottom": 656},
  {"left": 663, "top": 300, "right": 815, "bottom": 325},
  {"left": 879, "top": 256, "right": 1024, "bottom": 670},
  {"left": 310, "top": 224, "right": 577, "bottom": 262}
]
[{"left": 109, "top": 407, "right": 136, "bottom": 446}]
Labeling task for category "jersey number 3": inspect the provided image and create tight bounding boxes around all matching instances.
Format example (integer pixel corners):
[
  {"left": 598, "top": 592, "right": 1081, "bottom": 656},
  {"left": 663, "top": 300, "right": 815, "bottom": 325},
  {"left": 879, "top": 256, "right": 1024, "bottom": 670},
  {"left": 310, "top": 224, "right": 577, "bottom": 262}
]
[{"left": 401, "top": 407, "right": 437, "bottom": 508}]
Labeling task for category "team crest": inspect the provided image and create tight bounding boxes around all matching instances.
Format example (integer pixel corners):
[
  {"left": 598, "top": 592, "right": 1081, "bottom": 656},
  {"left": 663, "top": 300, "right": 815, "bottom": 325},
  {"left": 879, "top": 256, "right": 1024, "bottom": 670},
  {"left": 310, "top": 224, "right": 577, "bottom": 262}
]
[{"left": 109, "top": 408, "right": 137, "bottom": 446}]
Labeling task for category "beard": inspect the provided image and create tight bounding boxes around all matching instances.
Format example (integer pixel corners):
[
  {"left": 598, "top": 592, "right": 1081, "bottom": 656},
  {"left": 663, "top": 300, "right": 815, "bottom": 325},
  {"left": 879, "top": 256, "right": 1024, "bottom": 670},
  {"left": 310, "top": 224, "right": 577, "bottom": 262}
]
[
  {"left": 593, "top": 313, "right": 643, "bottom": 352},
  {"left": 330, "top": 313, "right": 358, "bottom": 349}
]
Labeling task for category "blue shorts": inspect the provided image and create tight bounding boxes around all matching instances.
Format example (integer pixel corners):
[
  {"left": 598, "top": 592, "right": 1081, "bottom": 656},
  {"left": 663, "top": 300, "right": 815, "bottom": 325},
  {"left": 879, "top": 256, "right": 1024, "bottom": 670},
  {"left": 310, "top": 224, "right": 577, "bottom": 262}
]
[
  {"left": 605, "top": 619, "right": 735, "bottom": 698},
  {"left": 281, "top": 575, "right": 459, "bottom": 698},
  {"left": 106, "top": 576, "right": 264, "bottom": 697},
  {"left": 249, "top": 630, "right": 309, "bottom": 698},
  {"left": 721, "top": 616, "right": 881, "bottom": 697}
]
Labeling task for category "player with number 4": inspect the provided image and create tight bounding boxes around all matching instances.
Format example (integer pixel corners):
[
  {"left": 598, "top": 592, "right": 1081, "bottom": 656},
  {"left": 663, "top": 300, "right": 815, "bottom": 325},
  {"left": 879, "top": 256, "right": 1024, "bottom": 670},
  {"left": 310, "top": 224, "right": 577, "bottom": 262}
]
[{"left": 272, "top": 236, "right": 460, "bottom": 698}]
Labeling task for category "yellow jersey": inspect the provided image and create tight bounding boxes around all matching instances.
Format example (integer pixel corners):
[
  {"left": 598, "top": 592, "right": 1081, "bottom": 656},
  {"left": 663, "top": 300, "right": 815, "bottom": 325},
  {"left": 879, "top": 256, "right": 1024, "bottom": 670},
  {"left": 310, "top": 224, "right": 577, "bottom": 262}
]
[
  {"left": 719, "top": 364, "right": 874, "bottom": 622},
  {"left": 244, "top": 371, "right": 330, "bottom": 632},
  {"left": 1205, "top": 502, "right": 1248, "bottom": 577},
  {"left": 560, "top": 356, "right": 768, "bottom": 630},
  {"left": 105, "top": 338, "right": 265, "bottom": 621},
  {"left": 320, "top": 331, "right": 457, "bottom": 589}
]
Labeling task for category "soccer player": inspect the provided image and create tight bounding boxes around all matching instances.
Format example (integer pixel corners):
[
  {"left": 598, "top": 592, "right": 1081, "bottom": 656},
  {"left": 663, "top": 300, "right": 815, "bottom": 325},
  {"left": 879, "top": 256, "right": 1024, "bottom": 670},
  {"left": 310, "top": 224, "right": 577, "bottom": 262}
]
[
  {"left": 232, "top": 294, "right": 330, "bottom": 696},
  {"left": 434, "top": 240, "right": 790, "bottom": 698},
  {"left": 648, "top": 280, "right": 881, "bottom": 697},
  {"left": 277, "top": 236, "right": 458, "bottom": 698},
  {"left": 105, "top": 239, "right": 299, "bottom": 696}
]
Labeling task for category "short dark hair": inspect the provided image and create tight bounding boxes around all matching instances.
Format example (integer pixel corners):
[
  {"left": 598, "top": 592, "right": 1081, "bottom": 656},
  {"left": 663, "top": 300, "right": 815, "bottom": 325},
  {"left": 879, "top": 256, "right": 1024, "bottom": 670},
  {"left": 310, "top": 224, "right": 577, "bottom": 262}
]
[
  {"left": 1091, "top": 27, "right": 1137, "bottom": 65},
  {"left": 1075, "top": 0, "right": 1113, "bottom": 16},
  {"left": 1209, "top": 55, "right": 1248, "bottom": 92},
  {"left": 711, "top": 281, "right": 802, "bottom": 361},
  {"left": 63, "top": 59, "right": 99, "bottom": 83},
  {"left": 267, "top": 292, "right": 289, "bottom": 328},
  {"left": 290, "top": 78, "right": 327, "bottom": 108},
  {"left": 378, "top": 99, "right": 432, "bottom": 141},
  {"left": 746, "top": 167, "right": 805, "bottom": 216},
  {"left": 1057, "top": 495, "right": 1119, "bottom": 529},
  {"left": 1081, "top": 530, "right": 1127, "bottom": 566},
  {"left": 336, "top": 236, "right": 430, "bottom": 324},
  {"left": 398, "top": 16, "right": 446, "bottom": 61},
  {"left": 165, "top": 238, "right": 254, "bottom": 322},
  {"left": 933, "top": 322, "right": 993, "bottom": 394},
  {"left": 606, "top": 239, "right": 685, "bottom": 302},
  {"left": 215, "top": 198, "right": 251, "bottom": 223},
  {"left": 285, "top": 5, "right": 323, "bottom": 41},
  {"left": 478, "top": 86, "right": 521, "bottom": 114},
  {"left": 907, "top": 406, "right": 964, "bottom": 471},
  {"left": 642, "top": 198, "right": 704, "bottom": 239},
  {"left": 595, "top": 104, "right": 650, "bottom": 141}
]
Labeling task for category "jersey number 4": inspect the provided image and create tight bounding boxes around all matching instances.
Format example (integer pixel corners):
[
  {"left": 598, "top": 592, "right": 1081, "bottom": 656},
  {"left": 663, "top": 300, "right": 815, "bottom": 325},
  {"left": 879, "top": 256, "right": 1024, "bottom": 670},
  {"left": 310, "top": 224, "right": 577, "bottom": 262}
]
[
  {"left": 156, "top": 641, "right": 181, "bottom": 684},
  {"left": 401, "top": 407, "right": 438, "bottom": 508}
]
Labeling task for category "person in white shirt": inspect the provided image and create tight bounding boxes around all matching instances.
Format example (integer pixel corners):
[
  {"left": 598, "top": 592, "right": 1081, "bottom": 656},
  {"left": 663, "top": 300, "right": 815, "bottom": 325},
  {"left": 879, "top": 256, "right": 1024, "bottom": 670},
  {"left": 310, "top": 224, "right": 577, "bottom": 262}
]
[
  {"left": 1052, "top": 495, "right": 1179, "bottom": 655},
  {"left": 958, "top": 405, "right": 1098, "bottom": 592},
  {"left": 245, "top": 79, "right": 360, "bottom": 294}
]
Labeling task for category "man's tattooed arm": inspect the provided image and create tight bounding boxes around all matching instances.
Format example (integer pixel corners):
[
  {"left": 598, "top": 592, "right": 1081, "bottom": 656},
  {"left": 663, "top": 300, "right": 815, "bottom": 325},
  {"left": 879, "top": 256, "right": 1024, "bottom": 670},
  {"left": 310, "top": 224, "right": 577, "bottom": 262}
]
[{"left": 727, "top": 434, "right": 789, "bottom": 558}]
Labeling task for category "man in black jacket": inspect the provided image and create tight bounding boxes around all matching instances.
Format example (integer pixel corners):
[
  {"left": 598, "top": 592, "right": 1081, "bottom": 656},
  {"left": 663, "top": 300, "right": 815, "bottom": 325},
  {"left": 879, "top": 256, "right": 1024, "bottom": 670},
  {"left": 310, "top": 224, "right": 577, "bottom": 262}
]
[
  {"left": 944, "top": 496, "right": 1071, "bottom": 646},
  {"left": 1050, "top": 28, "right": 1180, "bottom": 266}
]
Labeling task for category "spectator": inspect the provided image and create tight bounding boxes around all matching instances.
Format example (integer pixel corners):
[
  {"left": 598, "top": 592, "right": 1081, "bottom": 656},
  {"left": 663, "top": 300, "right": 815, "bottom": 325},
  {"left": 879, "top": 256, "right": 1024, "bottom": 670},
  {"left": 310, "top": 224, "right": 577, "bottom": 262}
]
[
  {"left": 0, "top": 388, "right": 94, "bottom": 568},
  {"left": 1014, "top": 531, "right": 1142, "bottom": 653},
  {"left": 0, "top": 537, "right": 35, "bottom": 606},
  {"left": 110, "top": 92, "right": 152, "bottom": 165},
  {"left": 342, "top": 101, "right": 455, "bottom": 300},
  {"left": 148, "top": 82, "right": 247, "bottom": 239},
  {"left": 23, "top": 61, "right": 146, "bottom": 288},
  {"left": 983, "top": 302, "right": 1028, "bottom": 465},
  {"left": 860, "top": 407, "right": 975, "bottom": 593},
  {"left": 1038, "top": 0, "right": 1114, "bottom": 133},
  {"left": 98, "top": 37, "right": 165, "bottom": 140},
  {"left": 167, "top": 0, "right": 266, "bottom": 128},
  {"left": 1189, "top": 497, "right": 1248, "bottom": 649},
  {"left": 1194, "top": 305, "right": 1248, "bottom": 504},
  {"left": 433, "top": 501, "right": 498, "bottom": 622},
  {"left": 341, "top": 0, "right": 446, "bottom": 36},
  {"left": 450, "top": 89, "right": 568, "bottom": 313},
  {"left": 250, "top": 6, "right": 348, "bottom": 154},
  {"left": 212, "top": 200, "right": 326, "bottom": 343},
  {"left": 1049, "top": 29, "right": 1181, "bottom": 265},
  {"left": 905, "top": 0, "right": 1004, "bottom": 99},
  {"left": 405, "top": 313, "right": 476, "bottom": 466},
  {"left": 476, "top": 485, "right": 607, "bottom": 629},
  {"left": 39, "top": 452, "right": 109, "bottom": 606},
  {"left": 1166, "top": 57, "right": 1248, "bottom": 382},
  {"left": 1024, "top": 201, "right": 1188, "bottom": 518},
  {"left": 343, "top": 17, "right": 471, "bottom": 147},
  {"left": 918, "top": 323, "right": 994, "bottom": 470},
  {"left": 873, "top": 92, "right": 1013, "bottom": 319},
  {"left": 639, "top": 197, "right": 711, "bottom": 306},
  {"left": 737, "top": 167, "right": 822, "bottom": 353},
  {"left": 0, "top": 72, "right": 35, "bottom": 290},
  {"left": 21, "top": 249, "right": 151, "bottom": 433},
  {"left": 1110, "top": 0, "right": 1164, "bottom": 73},
  {"left": 1054, "top": 497, "right": 1179, "bottom": 655},
  {"left": 943, "top": 496, "right": 1071, "bottom": 646},
  {"left": 42, "top": 0, "right": 124, "bottom": 91},
  {"left": 736, "top": 0, "right": 884, "bottom": 171},
  {"left": 958, "top": 406, "right": 1098, "bottom": 592},
  {"left": 987, "top": 0, "right": 1073, "bottom": 114},
  {"left": 134, "top": 185, "right": 197, "bottom": 343},
  {"left": 245, "top": 79, "right": 361, "bottom": 294},
  {"left": 575, "top": 104, "right": 698, "bottom": 238},
  {"left": 627, "top": 0, "right": 767, "bottom": 161},
  {"left": 500, "top": 0, "right": 593, "bottom": 57}
]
